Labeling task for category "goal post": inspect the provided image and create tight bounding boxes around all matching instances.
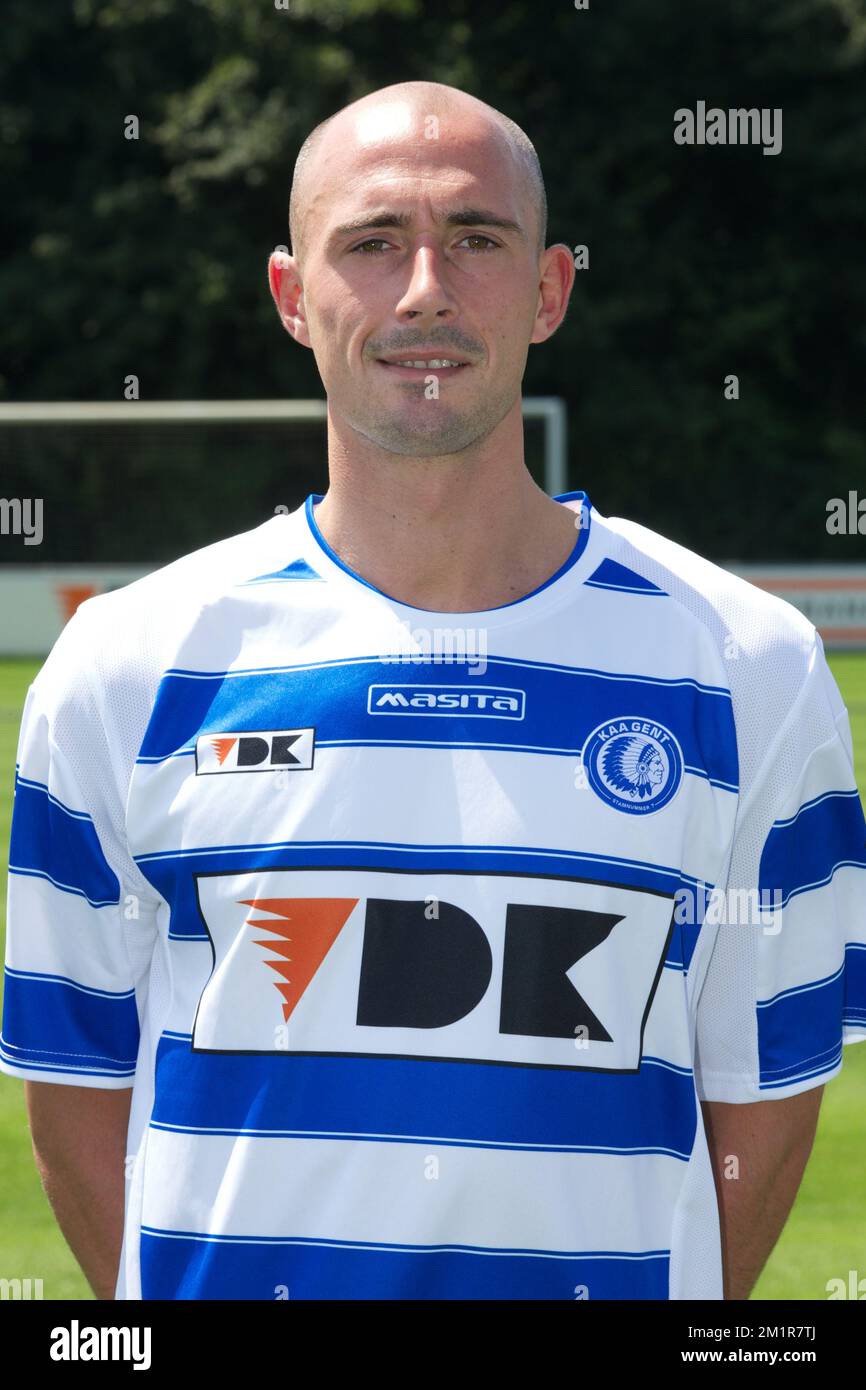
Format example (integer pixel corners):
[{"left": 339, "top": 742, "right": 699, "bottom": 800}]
[{"left": 0, "top": 397, "right": 568, "bottom": 497}]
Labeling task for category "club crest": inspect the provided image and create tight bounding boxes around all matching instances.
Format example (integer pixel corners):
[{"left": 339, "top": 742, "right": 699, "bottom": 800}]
[{"left": 582, "top": 716, "right": 683, "bottom": 815}]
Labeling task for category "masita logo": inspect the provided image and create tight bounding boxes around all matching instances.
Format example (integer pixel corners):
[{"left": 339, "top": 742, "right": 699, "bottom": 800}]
[
  {"left": 582, "top": 716, "right": 683, "bottom": 815},
  {"left": 190, "top": 866, "right": 675, "bottom": 1070},
  {"left": 195, "top": 728, "right": 315, "bottom": 775},
  {"left": 367, "top": 684, "right": 525, "bottom": 719}
]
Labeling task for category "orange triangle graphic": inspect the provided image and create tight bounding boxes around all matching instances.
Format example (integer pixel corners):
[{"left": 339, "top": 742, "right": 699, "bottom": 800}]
[
  {"left": 239, "top": 897, "right": 359, "bottom": 1023},
  {"left": 210, "top": 736, "right": 238, "bottom": 766},
  {"left": 261, "top": 957, "right": 294, "bottom": 983},
  {"left": 275, "top": 982, "right": 295, "bottom": 1011},
  {"left": 253, "top": 936, "right": 293, "bottom": 962}
]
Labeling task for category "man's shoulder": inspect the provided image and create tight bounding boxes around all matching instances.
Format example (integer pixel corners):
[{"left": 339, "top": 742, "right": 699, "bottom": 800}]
[
  {"left": 596, "top": 510, "right": 817, "bottom": 668},
  {"left": 79, "top": 510, "right": 295, "bottom": 626},
  {"left": 38, "top": 509, "right": 305, "bottom": 710},
  {"left": 70, "top": 509, "right": 307, "bottom": 648}
]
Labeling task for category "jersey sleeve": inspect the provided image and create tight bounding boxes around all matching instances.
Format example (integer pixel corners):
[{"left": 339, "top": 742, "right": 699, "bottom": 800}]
[
  {"left": 694, "top": 634, "right": 866, "bottom": 1103},
  {"left": 0, "top": 603, "right": 161, "bottom": 1088}
]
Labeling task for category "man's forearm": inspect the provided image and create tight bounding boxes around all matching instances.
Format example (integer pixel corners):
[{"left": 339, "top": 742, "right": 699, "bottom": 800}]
[
  {"left": 701, "top": 1091, "right": 823, "bottom": 1300},
  {"left": 25, "top": 1082, "right": 132, "bottom": 1300},
  {"left": 711, "top": 1129, "right": 816, "bottom": 1299}
]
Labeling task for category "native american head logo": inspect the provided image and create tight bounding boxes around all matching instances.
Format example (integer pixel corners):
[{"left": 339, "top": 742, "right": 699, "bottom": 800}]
[{"left": 582, "top": 716, "right": 683, "bottom": 815}]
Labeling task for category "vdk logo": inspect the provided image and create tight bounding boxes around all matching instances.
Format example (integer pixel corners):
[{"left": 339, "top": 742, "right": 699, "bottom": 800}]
[
  {"left": 582, "top": 716, "right": 683, "bottom": 815},
  {"left": 195, "top": 728, "right": 315, "bottom": 775},
  {"left": 191, "top": 867, "right": 675, "bottom": 1070}
]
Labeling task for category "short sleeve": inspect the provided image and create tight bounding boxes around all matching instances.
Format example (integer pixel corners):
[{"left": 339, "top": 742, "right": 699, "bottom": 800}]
[
  {"left": 1, "top": 606, "right": 161, "bottom": 1088},
  {"left": 694, "top": 635, "right": 866, "bottom": 1103}
]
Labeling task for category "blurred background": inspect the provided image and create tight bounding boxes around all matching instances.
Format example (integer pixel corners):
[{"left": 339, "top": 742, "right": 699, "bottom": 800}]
[{"left": 0, "top": 0, "right": 864, "bottom": 1299}]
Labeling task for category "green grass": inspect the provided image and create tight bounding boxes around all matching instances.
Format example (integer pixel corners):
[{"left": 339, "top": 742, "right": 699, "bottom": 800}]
[
  {"left": 0, "top": 653, "right": 864, "bottom": 1300},
  {"left": 752, "top": 651, "right": 866, "bottom": 1300},
  {"left": 0, "top": 661, "right": 91, "bottom": 1296}
]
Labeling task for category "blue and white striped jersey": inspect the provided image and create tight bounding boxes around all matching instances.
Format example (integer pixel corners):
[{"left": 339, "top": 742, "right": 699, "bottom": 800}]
[{"left": 2, "top": 490, "right": 865, "bottom": 1300}]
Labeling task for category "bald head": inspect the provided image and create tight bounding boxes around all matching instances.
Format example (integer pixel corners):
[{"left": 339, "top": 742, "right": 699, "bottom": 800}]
[{"left": 287, "top": 81, "right": 548, "bottom": 266}]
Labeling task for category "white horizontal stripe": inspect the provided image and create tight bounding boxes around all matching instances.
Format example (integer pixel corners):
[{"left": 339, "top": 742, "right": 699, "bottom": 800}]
[
  {"left": 4, "top": 965, "right": 136, "bottom": 1000},
  {"left": 755, "top": 869, "right": 864, "bottom": 999},
  {"left": 14, "top": 774, "right": 95, "bottom": 822},
  {"left": 758, "top": 963, "right": 844, "bottom": 1009},
  {"left": 141, "top": 1127, "right": 689, "bottom": 1253},
  {"left": 641, "top": 969, "right": 694, "bottom": 1073},
  {"left": 7, "top": 864, "right": 116, "bottom": 908},
  {"left": 150, "top": 1121, "right": 690, "bottom": 1160},
  {"left": 129, "top": 745, "right": 735, "bottom": 892},
  {"left": 780, "top": 859, "right": 866, "bottom": 908},
  {"left": 4, "top": 873, "right": 155, "bottom": 993},
  {"left": 773, "top": 786, "right": 861, "bottom": 829}
]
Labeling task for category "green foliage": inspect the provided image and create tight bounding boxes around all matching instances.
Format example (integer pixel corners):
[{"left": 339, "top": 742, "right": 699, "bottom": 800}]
[{"left": 1, "top": 0, "right": 864, "bottom": 561}]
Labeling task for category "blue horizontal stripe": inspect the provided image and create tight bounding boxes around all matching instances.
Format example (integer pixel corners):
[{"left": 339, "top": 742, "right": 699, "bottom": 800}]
[
  {"left": 150, "top": 1034, "right": 697, "bottom": 1155},
  {"left": 134, "top": 838, "right": 704, "bottom": 884},
  {"left": 139, "top": 1228, "right": 671, "bottom": 1299},
  {"left": 844, "top": 942, "right": 866, "bottom": 1026},
  {"left": 136, "top": 656, "right": 737, "bottom": 788},
  {"left": 133, "top": 841, "right": 702, "bottom": 947},
  {"left": 4, "top": 965, "right": 135, "bottom": 1000},
  {"left": 759, "top": 789, "right": 866, "bottom": 908},
  {"left": 9, "top": 773, "right": 120, "bottom": 907},
  {"left": 0, "top": 1042, "right": 136, "bottom": 1080},
  {"left": 758, "top": 1047, "right": 843, "bottom": 1091},
  {"left": 6, "top": 865, "right": 117, "bottom": 908},
  {"left": 0, "top": 968, "right": 139, "bottom": 1075},
  {"left": 756, "top": 947, "right": 864, "bottom": 1088},
  {"left": 159, "top": 653, "right": 732, "bottom": 696}
]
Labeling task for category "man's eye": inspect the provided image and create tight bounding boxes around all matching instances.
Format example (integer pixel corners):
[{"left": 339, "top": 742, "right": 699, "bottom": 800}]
[
  {"left": 349, "top": 235, "right": 499, "bottom": 255},
  {"left": 459, "top": 235, "right": 499, "bottom": 252}
]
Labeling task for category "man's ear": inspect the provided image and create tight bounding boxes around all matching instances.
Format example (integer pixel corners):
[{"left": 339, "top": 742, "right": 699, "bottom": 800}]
[{"left": 267, "top": 250, "right": 311, "bottom": 348}]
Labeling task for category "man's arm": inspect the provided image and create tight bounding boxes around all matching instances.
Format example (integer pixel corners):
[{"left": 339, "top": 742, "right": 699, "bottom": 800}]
[
  {"left": 25, "top": 1082, "right": 132, "bottom": 1300},
  {"left": 701, "top": 1087, "right": 824, "bottom": 1300}
]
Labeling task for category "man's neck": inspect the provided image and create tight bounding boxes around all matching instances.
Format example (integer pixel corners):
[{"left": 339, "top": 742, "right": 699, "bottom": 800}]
[{"left": 311, "top": 467, "right": 581, "bottom": 613}]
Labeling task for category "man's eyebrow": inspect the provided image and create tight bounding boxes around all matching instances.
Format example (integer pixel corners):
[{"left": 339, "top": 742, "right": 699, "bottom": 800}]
[{"left": 330, "top": 208, "right": 526, "bottom": 242}]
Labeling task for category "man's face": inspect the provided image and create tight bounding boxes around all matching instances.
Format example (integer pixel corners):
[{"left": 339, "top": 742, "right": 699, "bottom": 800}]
[
  {"left": 647, "top": 753, "right": 665, "bottom": 787},
  {"left": 285, "top": 103, "right": 546, "bottom": 458}
]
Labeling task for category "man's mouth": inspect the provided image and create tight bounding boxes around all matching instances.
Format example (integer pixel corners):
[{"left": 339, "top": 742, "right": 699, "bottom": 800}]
[{"left": 375, "top": 355, "right": 472, "bottom": 379}]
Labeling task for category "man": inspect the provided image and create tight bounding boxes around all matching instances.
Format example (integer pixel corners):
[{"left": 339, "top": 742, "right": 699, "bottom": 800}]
[{"left": 2, "top": 81, "right": 865, "bottom": 1302}]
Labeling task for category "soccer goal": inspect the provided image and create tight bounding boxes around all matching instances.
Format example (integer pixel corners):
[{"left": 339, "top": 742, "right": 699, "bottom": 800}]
[
  {"left": 0, "top": 397, "right": 568, "bottom": 564},
  {"left": 0, "top": 398, "right": 567, "bottom": 487},
  {"left": 0, "top": 397, "right": 569, "bottom": 654}
]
